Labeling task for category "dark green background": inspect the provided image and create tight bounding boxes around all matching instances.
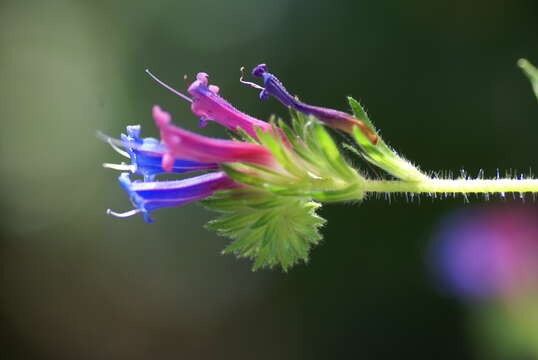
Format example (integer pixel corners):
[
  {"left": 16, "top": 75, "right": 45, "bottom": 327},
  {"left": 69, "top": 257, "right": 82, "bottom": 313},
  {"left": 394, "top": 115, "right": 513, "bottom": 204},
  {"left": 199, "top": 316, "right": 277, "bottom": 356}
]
[{"left": 1, "top": 0, "right": 537, "bottom": 359}]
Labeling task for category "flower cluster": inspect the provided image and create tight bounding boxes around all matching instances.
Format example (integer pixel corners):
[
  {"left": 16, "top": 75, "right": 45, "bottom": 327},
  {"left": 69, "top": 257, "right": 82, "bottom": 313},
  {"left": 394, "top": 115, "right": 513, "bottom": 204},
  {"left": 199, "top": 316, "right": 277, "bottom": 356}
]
[
  {"left": 104, "top": 69, "right": 281, "bottom": 222},
  {"left": 104, "top": 64, "right": 377, "bottom": 269}
]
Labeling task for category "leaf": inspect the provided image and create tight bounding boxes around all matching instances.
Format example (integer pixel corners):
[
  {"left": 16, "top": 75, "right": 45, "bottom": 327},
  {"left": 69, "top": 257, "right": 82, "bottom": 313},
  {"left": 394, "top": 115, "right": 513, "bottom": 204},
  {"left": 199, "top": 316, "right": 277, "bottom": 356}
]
[{"left": 202, "top": 189, "right": 326, "bottom": 271}]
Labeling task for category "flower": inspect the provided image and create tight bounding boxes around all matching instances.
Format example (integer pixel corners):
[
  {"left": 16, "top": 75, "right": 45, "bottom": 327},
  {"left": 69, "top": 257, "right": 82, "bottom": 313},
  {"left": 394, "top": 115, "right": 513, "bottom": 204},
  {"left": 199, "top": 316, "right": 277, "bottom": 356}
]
[
  {"left": 187, "top": 72, "right": 272, "bottom": 137},
  {"left": 152, "top": 105, "right": 276, "bottom": 171},
  {"left": 146, "top": 69, "right": 271, "bottom": 138},
  {"left": 108, "top": 171, "right": 239, "bottom": 222},
  {"left": 245, "top": 63, "right": 378, "bottom": 144},
  {"left": 430, "top": 205, "right": 538, "bottom": 300},
  {"left": 104, "top": 125, "right": 218, "bottom": 181}
]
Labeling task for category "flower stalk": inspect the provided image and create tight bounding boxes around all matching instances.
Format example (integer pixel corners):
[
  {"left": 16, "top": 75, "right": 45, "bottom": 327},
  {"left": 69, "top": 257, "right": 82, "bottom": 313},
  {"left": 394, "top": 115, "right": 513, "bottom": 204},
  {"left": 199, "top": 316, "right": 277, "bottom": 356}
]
[{"left": 362, "top": 178, "right": 538, "bottom": 195}]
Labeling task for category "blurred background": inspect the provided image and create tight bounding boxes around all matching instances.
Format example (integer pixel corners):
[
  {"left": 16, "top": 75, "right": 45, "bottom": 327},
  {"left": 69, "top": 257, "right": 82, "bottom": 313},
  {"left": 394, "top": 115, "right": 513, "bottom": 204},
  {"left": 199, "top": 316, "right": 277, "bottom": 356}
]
[{"left": 1, "top": 0, "right": 538, "bottom": 359}]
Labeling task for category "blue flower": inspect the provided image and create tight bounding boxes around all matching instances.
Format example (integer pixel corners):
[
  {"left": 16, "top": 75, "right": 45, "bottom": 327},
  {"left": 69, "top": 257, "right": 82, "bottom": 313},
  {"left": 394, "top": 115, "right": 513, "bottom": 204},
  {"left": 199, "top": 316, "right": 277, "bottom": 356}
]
[
  {"left": 108, "top": 172, "right": 239, "bottom": 222},
  {"left": 104, "top": 125, "right": 218, "bottom": 181}
]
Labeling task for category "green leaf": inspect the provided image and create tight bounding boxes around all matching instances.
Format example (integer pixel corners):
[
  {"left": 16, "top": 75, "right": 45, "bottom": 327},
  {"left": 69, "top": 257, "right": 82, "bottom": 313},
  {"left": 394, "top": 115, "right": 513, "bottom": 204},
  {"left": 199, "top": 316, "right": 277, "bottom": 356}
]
[
  {"left": 203, "top": 189, "right": 326, "bottom": 271},
  {"left": 518, "top": 58, "right": 538, "bottom": 101}
]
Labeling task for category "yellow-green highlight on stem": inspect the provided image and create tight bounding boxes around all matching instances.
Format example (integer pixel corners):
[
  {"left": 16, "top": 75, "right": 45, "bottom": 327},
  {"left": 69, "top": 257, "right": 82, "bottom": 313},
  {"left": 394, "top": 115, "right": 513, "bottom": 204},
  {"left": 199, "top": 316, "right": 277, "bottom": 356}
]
[{"left": 363, "top": 178, "right": 538, "bottom": 194}]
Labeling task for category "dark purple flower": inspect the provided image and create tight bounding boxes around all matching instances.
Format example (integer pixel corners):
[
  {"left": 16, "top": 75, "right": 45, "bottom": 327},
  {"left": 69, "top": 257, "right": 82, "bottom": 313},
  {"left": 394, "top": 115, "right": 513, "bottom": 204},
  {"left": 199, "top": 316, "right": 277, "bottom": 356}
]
[
  {"left": 108, "top": 171, "right": 239, "bottom": 222},
  {"left": 246, "top": 64, "right": 378, "bottom": 144}
]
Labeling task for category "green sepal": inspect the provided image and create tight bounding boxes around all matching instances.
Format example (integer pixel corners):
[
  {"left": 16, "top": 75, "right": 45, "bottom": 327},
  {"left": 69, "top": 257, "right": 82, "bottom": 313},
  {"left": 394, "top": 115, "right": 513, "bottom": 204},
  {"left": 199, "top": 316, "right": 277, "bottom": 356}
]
[
  {"left": 347, "top": 97, "right": 427, "bottom": 181},
  {"left": 201, "top": 189, "right": 326, "bottom": 271},
  {"left": 220, "top": 163, "right": 268, "bottom": 188},
  {"left": 307, "top": 183, "right": 363, "bottom": 202},
  {"left": 347, "top": 97, "right": 390, "bottom": 152},
  {"left": 311, "top": 122, "right": 357, "bottom": 180},
  {"left": 234, "top": 126, "right": 259, "bottom": 143}
]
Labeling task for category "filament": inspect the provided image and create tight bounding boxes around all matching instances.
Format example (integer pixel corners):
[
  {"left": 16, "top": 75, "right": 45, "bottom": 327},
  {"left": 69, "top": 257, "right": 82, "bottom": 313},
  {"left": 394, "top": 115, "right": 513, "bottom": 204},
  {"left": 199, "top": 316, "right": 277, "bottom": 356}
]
[
  {"left": 107, "top": 139, "right": 130, "bottom": 158},
  {"left": 239, "top": 66, "right": 265, "bottom": 90},
  {"left": 96, "top": 131, "right": 130, "bottom": 158},
  {"left": 145, "top": 69, "right": 192, "bottom": 103},
  {"left": 106, "top": 208, "right": 141, "bottom": 218},
  {"left": 102, "top": 163, "right": 135, "bottom": 172}
]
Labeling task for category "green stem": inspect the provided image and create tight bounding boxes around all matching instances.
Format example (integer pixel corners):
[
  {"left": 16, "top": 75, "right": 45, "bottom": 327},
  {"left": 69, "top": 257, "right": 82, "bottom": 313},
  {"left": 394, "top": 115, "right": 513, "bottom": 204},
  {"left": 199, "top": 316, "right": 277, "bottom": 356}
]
[{"left": 362, "top": 178, "right": 538, "bottom": 194}]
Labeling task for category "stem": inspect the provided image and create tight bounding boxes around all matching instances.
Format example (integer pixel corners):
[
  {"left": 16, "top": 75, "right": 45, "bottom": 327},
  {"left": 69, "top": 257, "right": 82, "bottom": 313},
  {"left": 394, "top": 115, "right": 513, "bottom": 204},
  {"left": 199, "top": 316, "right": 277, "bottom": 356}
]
[{"left": 362, "top": 178, "right": 538, "bottom": 194}]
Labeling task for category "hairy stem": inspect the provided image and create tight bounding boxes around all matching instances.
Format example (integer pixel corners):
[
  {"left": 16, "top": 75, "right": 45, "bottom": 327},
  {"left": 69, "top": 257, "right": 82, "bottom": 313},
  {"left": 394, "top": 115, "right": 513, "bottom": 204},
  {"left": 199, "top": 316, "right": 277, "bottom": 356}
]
[{"left": 362, "top": 178, "right": 538, "bottom": 194}]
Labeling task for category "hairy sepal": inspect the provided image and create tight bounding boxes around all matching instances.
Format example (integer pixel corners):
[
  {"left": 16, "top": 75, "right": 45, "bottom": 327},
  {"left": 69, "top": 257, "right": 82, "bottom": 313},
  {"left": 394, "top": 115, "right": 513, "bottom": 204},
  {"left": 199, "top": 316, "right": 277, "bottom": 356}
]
[
  {"left": 202, "top": 189, "right": 326, "bottom": 271},
  {"left": 229, "top": 115, "right": 365, "bottom": 202},
  {"left": 347, "top": 97, "right": 428, "bottom": 181}
]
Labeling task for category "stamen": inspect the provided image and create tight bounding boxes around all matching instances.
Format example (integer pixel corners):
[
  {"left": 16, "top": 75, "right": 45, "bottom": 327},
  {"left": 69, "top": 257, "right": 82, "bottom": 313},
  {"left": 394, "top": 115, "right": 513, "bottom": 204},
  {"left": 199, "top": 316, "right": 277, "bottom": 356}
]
[
  {"left": 108, "top": 139, "right": 130, "bottom": 158},
  {"left": 239, "top": 66, "right": 265, "bottom": 90},
  {"left": 96, "top": 132, "right": 130, "bottom": 158},
  {"left": 102, "top": 163, "right": 135, "bottom": 172},
  {"left": 145, "top": 69, "right": 192, "bottom": 103},
  {"left": 106, "top": 208, "right": 141, "bottom": 218}
]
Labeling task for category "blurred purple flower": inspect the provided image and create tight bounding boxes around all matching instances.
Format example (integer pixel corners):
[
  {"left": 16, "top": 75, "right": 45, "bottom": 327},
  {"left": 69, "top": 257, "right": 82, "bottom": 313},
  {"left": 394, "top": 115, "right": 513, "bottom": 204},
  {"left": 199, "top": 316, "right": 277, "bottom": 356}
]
[{"left": 430, "top": 205, "right": 538, "bottom": 300}]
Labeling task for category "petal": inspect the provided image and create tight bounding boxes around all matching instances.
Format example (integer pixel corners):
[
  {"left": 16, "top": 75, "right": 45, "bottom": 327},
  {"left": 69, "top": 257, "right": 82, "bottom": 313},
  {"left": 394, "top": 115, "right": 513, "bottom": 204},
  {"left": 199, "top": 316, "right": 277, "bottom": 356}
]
[{"left": 153, "top": 105, "right": 275, "bottom": 167}]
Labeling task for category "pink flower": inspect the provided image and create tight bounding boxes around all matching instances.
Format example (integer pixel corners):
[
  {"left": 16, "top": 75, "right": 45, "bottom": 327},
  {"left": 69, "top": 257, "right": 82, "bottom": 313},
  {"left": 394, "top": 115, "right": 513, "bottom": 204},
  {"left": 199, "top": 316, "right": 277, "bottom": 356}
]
[
  {"left": 146, "top": 69, "right": 271, "bottom": 138},
  {"left": 152, "top": 105, "right": 276, "bottom": 172},
  {"left": 188, "top": 72, "right": 272, "bottom": 137}
]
